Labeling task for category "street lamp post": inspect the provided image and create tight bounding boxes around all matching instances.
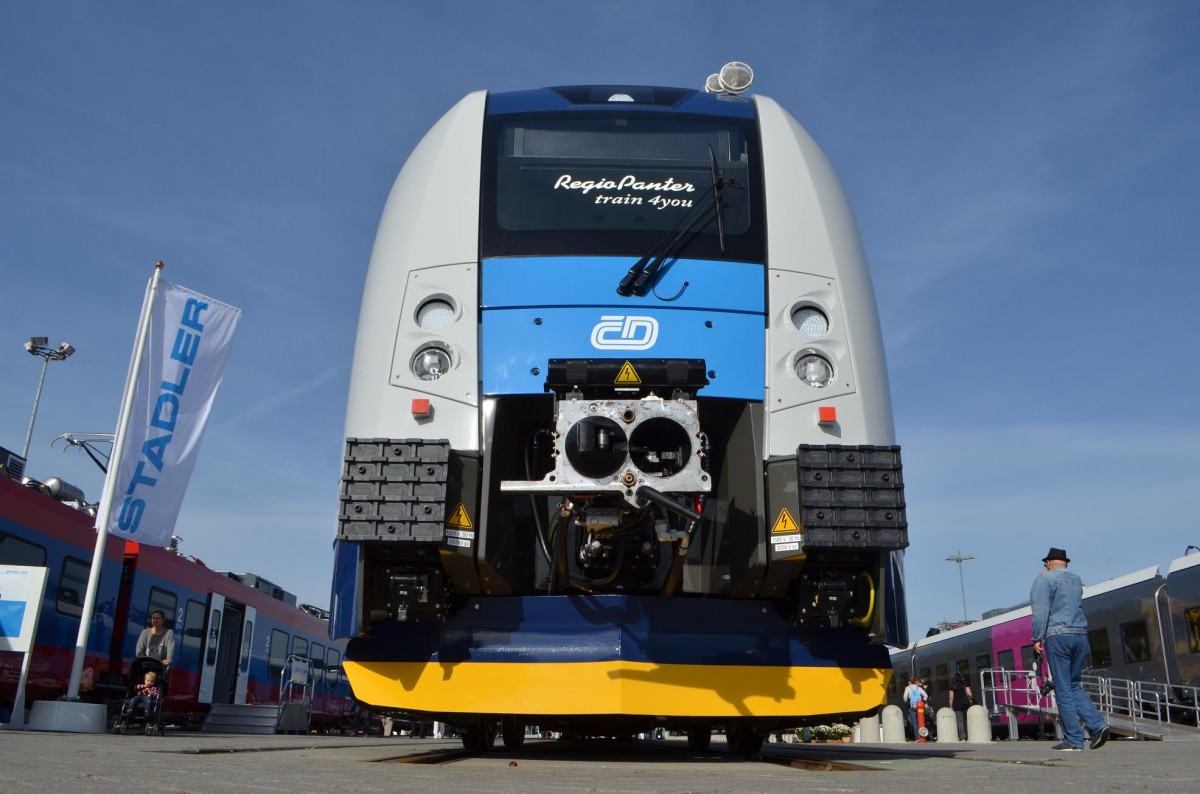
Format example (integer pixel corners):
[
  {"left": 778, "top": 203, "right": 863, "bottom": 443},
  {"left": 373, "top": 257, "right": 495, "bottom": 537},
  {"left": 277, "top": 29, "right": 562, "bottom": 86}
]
[
  {"left": 22, "top": 336, "right": 76, "bottom": 461},
  {"left": 946, "top": 549, "right": 974, "bottom": 622}
]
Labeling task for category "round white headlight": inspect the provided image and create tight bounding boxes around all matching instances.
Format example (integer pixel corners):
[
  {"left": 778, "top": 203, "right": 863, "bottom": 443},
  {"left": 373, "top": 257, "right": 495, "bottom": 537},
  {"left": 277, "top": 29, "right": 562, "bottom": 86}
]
[
  {"left": 411, "top": 346, "right": 451, "bottom": 381},
  {"left": 416, "top": 298, "right": 455, "bottom": 331},
  {"left": 791, "top": 306, "right": 829, "bottom": 337},
  {"left": 794, "top": 353, "right": 834, "bottom": 388}
]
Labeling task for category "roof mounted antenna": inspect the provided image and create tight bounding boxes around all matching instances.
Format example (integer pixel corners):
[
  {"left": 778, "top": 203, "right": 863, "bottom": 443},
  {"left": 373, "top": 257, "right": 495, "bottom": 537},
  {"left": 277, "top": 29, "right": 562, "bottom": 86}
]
[{"left": 703, "top": 62, "right": 754, "bottom": 95}]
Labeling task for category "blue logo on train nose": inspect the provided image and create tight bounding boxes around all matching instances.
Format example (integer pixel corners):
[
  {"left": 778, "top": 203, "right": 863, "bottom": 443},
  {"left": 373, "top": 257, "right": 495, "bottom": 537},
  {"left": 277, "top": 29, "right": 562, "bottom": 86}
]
[{"left": 590, "top": 315, "right": 659, "bottom": 350}]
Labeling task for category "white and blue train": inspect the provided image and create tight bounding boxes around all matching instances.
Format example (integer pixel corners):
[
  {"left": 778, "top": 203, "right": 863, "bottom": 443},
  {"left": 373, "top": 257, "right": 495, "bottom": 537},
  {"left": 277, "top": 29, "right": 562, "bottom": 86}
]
[{"left": 330, "top": 67, "right": 909, "bottom": 754}]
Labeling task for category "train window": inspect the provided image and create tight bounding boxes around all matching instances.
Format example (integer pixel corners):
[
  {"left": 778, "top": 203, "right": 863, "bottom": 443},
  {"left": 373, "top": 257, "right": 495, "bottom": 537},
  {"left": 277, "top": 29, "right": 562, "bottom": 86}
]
[
  {"left": 146, "top": 587, "right": 177, "bottom": 630},
  {"left": 1120, "top": 620, "right": 1151, "bottom": 663},
  {"left": 291, "top": 636, "right": 308, "bottom": 661},
  {"left": 269, "top": 629, "right": 289, "bottom": 681},
  {"left": 918, "top": 666, "right": 931, "bottom": 685},
  {"left": 934, "top": 664, "right": 949, "bottom": 692},
  {"left": 997, "top": 649, "right": 1014, "bottom": 671},
  {"left": 482, "top": 113, "right": 764, "bottom": 263},
  {"left": 975, "top": 653, "right": 990, "bottom": 673},
  {"left": 1087, "top": 628, "right": 1112, "bottom": 668},
  {"left": 55, "top": 557, "right": 90, "bottom": 618},
  {"left": 240, "top": 620, "right": 253, "bottom": 674},
  {"left": 1186, "top": 607, "right": 1200, "bottom": 654},
  {"left": 326, "top": 649, "right": 341, "bottom": 691},
  {"left": 1020, "top": 645, "right": 1036, "bottom": 674},
  {"left": 207, "top": 609, "right": 221, "bottom": 666},
  {"left": 0, "top": 531, "right": 47, "bottom": 567},
  {"left": 181, "top": 600, "right": 206, "bottom": 665},
  {"left": 955, "top": 659, "right": 970, "bottom": 680},
  {"left": 311, "top": 642, "right": 326, "bottom": 688}
]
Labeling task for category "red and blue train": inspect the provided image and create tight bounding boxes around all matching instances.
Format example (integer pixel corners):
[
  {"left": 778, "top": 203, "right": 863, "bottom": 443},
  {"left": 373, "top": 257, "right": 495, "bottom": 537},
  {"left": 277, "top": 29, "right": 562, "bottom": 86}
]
[{"left": 0, "top": 466, "right": 352, "bottom": 729}]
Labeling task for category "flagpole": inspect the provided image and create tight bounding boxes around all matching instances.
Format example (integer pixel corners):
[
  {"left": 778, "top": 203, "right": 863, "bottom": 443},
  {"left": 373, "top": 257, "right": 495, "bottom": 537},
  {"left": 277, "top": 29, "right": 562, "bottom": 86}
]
[{"left": 65, "top": 262, "right": 164, "bottom": 700}]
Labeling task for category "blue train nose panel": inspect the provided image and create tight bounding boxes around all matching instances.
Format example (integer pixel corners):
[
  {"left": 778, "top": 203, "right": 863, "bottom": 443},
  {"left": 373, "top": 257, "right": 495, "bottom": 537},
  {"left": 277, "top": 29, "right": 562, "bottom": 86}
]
[{"left": 481, "top": 257, "right": 765, "bottom": 400}]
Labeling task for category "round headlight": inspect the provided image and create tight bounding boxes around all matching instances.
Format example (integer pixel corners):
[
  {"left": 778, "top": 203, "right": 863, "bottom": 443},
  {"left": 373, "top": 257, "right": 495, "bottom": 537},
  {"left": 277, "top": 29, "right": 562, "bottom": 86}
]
[
  {"left": 794, "top": 353, "right": 834, "bottom": 388},
  {"left": 411, "top": 346, "right": 451, "bottom": 381},
  {"left": 791, "top": 306, "right": 829, "bottom": 337},
  {"left": 416, "top": 299, "right": 455, "bottom": 331}
]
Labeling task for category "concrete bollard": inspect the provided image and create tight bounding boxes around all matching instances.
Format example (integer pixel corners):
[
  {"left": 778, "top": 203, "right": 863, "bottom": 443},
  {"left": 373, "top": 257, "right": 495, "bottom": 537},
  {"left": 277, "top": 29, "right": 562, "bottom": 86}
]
[
  {"left": 935, "top": 707, "right": 960, "bottom": 742},
  {"left": 857, "top": 713, "right": 881, "bottom": 743},
  {"left": 965, "top": 704, "right": 992, "bottom": 743},
  {"left": 880, "top": 704, "right": 906, "bottom": 743}
]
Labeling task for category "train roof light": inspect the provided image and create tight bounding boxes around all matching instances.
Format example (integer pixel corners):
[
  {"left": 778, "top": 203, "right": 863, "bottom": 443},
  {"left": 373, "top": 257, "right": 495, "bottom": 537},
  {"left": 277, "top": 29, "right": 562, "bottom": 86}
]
[
  {"left": 607, "top": 93, "right": 635, "bottom": 102},
  {"left": 704, "top": 74, "right": 723, "bottom": 94},
  {"left": 718, "top": 62, "right": 754, "bottom": 94}
]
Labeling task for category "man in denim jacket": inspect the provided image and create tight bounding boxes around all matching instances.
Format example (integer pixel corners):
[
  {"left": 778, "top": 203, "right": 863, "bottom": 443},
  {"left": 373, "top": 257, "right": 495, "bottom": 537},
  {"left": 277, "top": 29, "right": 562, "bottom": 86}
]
[{"left": 1030, "top": 547, "right": 1111, "bottom": 751}]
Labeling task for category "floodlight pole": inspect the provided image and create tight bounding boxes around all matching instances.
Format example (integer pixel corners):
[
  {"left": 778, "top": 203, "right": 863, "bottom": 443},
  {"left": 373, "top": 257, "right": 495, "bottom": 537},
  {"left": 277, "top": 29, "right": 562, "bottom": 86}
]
[
  {"left": 22, "top": 338, "right": 75, "bottom": 461},
  {"left": 946, "top": 549, "right": 974, "bottom": 622}
]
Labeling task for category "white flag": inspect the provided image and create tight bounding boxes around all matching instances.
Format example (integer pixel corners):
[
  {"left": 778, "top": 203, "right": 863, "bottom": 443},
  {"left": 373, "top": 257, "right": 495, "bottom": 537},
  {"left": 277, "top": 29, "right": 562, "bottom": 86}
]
[{"left": 101, "top": 279, "right": 241, "bottom": 546}]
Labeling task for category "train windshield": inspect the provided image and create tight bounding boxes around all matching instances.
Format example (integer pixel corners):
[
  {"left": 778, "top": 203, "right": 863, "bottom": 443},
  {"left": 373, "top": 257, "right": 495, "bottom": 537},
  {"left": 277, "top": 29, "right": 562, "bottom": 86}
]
[{"left": 481, "top": 113, "right": 764, "bottom": 262}]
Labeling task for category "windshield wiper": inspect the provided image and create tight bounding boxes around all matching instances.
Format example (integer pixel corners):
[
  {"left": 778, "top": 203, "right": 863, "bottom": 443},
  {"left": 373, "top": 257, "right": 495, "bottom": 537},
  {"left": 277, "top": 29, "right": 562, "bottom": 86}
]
[
  {"left": 617, "top": 203, "right": 717, "bottom": 297},
  {"left": 616, "top": 147, "right": 729, "bottom": 297},
  {"left": 709, "top": 146, "right": 726, "bottom": 255}
]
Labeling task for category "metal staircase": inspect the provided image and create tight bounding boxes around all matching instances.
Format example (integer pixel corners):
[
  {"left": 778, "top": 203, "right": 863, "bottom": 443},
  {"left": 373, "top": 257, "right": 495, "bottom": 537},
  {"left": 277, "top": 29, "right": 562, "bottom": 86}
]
[
  {"left": 202, "top": 703, "right": 281, "bottom": 735},
  {"left": 200, "top": 657, "right": 315, "bottom": 735}
]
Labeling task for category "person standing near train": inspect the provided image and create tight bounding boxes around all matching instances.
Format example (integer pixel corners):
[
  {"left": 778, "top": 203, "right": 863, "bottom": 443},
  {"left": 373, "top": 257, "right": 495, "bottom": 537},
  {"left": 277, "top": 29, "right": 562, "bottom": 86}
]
[
  {"left": 902, "top": 676, "right": 928, "bottom": 741},
  {"left": 949, "top": 673, "right": 974, "bottom": 740},
  {"left": 1030, "top": 547, "right": 1110, "bottom": 751},
  {"left": 135, "top": 609, "right": 175, "bottom": 667}
]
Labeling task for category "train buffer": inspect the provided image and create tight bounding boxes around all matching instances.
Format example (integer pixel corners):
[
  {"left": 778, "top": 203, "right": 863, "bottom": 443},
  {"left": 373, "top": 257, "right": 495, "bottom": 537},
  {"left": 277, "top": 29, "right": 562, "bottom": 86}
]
[{"left": 982, "top": 668, "right": 1200, "bottom": 742}]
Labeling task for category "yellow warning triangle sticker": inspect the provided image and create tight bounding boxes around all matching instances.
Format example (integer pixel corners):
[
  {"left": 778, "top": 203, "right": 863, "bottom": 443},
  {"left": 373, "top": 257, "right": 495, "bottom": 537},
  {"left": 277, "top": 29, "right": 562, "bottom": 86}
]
[
  {"left": 615, "top": 361, "right": 642, "bottom": 384},
  {"left": 771, "top": 508, "right": 799, "bottom": 534},
  {"left": 446, "top": 503, "right": 474, "bottom": 529}
]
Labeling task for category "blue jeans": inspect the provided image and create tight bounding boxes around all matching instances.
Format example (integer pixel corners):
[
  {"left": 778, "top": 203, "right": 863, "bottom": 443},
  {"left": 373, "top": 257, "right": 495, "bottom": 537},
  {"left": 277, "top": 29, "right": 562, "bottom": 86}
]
[
  {"left": 127, "top": 695, "right": 153, "bottom": 715},
  {"left": 1046, "top": 633, "right": 1106, "bottom": 747}
]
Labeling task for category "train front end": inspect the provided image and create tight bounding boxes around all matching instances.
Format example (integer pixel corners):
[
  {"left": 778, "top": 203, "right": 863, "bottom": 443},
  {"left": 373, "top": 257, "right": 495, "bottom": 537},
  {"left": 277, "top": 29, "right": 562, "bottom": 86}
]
[{"left": 332, "top": 81, "right": 909, "bottom": 748}]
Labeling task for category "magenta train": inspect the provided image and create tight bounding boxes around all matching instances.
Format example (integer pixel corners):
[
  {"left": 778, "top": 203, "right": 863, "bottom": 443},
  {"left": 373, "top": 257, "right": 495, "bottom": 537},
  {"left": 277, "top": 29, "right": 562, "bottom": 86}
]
[
  {"left": 0, "top": 473, "right": 352, "bottom": 728},
  {"left": 889, "top": 552, "right": 1200, "bottom": 735}
]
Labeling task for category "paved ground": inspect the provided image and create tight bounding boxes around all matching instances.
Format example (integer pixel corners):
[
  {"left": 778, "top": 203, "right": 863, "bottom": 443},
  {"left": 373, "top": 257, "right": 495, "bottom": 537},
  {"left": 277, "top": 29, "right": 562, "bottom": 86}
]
[{"left": 0, "top": 730, "right": 1194, "bottom": 793}]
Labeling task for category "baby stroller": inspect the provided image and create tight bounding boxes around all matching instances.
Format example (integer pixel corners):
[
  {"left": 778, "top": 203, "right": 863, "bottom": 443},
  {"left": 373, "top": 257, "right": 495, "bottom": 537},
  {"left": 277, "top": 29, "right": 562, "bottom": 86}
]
[{"left": 112, "top": 656, "right": 168, "bottom": 736}]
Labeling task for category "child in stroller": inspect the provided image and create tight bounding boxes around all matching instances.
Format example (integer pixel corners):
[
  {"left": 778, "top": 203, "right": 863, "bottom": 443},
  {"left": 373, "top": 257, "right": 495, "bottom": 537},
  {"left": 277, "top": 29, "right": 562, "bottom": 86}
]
[{"left": 112, "top": 657, "right": 168, "bottom": 735}]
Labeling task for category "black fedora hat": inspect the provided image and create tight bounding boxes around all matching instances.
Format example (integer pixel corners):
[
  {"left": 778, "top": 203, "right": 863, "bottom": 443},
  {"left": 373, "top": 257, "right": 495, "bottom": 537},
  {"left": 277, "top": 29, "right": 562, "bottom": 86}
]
[{"left": 1042, "top": 547, "right": 1070, "bottom": 563}]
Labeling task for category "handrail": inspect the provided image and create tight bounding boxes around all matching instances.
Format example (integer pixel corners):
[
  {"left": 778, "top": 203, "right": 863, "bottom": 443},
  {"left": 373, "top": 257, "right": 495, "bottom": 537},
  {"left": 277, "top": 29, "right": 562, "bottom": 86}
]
[
  {"left": 980, "top": 667, "right": 1053, "bottom": 714},
  {"left": 981, "top": 666, "right": 1200, "bottom": 741},
  {"left": 279, "top": 656, "right": 314, "bottom": 715}
]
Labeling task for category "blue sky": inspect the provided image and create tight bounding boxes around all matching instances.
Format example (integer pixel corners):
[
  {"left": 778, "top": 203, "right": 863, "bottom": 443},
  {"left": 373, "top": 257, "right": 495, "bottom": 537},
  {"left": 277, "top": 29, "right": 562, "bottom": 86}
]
[{"left": 2, "top": 2, "right": 1198, "bottom": 636}]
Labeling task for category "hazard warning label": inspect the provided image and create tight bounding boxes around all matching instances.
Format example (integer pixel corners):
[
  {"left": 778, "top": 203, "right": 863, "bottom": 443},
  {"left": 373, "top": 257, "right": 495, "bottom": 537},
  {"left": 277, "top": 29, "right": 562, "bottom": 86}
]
[
  {"left": 445, "top": 503, "right": 474, "bottom": 529},
  {"left": 771, "top": 508, "right": 799, "bottom": 534},
  {"left": 615, "top": 361, "right": 641, "bottom": 384}
]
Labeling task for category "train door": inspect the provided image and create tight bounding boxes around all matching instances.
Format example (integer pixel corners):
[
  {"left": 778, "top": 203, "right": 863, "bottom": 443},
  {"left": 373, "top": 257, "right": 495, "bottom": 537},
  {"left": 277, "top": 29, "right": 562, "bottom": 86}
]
[
  {"left": 233, "top": 607, "right": 256, "bottom": 703},
  {"left": 210, "top": 600, "right": 244, "bottom": 704},
  {"left": 198, "top": 593, "right": 225, "bottom": 703},
  {"left": 1156, "top": 584, "right": 1180, "bottom": 684},
  {"left": 197, "top": 595, "right": 253, "bottom": 705}
]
